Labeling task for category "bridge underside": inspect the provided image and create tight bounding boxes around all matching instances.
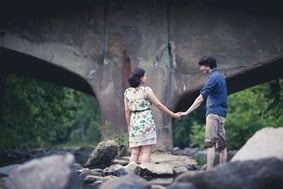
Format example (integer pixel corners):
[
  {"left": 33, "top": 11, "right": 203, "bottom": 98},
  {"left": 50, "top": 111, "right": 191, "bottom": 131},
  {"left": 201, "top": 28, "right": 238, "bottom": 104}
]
[{"left": 0, "top": 0, "right": 282, "bottom": 151}]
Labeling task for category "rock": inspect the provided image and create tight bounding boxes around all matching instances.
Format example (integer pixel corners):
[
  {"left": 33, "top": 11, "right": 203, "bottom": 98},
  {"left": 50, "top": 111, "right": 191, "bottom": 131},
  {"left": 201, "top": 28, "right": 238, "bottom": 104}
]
[
  {"left": 84, "top": 140, "right": 119, "bottom": 169},
  {"left": 135, "top": 163, "right": 174, "bottom": 177},
  {"left": 103, "top": 164, "right": 127, "bottom": 177},
  {"left": 231, "top": 127, "right": 283, "bottom": 162},
  {"left": 173, "top": 157, "right": 283, "bottom": 189},
  {"left": 167, "top": 182, "right": 197, "bottom": 189},
  {"left": 149, "top": 177, "right": 174, "bottom": 187},
  {"left": 78, "top": 167, "right": 104, "bottom": 181},
  {"left": 120, "top": 152, "right": 198, "bottom": 177},
  {"left": 151, "top": 184, "right": 167, "bottom": 189},
  {"left": 73, "top": 146, "right": 93, "bottom": 165},
  {"left": 124, "top": 162, "right": 138, "bottom": 174},
  {"left": 0, "top": 165, "right": 19, "bottom": 178},
  {"left": 2, "top": 153, "right": 81, "bottom": 189},
  {"left": 99, "top": 174, "right": 151, "bottom": 189}
]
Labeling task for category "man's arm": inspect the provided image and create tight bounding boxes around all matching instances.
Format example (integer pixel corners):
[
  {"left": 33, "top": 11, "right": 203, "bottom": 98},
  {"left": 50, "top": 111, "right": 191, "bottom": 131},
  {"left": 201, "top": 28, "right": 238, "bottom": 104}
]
[{"left": 182, "top": 94, "right": 204, "bottom": 116}]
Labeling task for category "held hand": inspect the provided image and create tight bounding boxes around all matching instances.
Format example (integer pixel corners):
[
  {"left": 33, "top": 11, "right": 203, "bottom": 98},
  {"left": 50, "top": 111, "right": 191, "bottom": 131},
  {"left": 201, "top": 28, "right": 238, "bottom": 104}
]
[
  {"left": 179, "top": 111, "right": 188, "bottom": 117},
  {"left": 173, "top": 112, "right": 182, "bottom": 120}
]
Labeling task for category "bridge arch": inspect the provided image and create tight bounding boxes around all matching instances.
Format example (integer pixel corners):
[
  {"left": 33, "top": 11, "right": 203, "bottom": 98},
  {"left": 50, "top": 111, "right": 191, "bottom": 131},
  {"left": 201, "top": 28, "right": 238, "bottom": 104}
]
[{"left": 0, "top": 47, "right": 94, "bottom": 97}]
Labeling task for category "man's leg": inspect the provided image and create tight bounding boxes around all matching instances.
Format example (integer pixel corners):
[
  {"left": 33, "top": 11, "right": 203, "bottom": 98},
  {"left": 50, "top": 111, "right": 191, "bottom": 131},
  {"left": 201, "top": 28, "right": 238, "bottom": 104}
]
[
  {"left": 218, "top": 116, "right": 227, "bottom": 165},
  {"left": 130, "top": 146, "right": 141, "bottom": 163},
  {"left": 219, "top": 147, "right": 227, "bottom": 164},
  {"left": 206, "top": 146, "right": 215, "bottom": 171},
  {"left": 205, "top": 114, "right": 218, "bottom": 171}
]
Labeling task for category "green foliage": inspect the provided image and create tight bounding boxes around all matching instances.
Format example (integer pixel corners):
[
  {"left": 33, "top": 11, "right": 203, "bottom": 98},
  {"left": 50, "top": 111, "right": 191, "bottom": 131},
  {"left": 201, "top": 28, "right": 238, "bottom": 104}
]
[
  {"left": 189, "top": 122, "right": 205, "bottom": 149},
  {"left": 66, "top": 92, "right": 101, "bottom": 146},
  {"left": 173, "top": 105, "right": 205, "bottom": 148},
  {"left": 0, "top": 75, "right": 101, "bottom": 150},
  {"left": 225, "top": 79, "right": 283, "bottom": 150},
  {"left": 172, "top": 118, "right": 191, "bottom": 148},
  {"left": 173, "top": 79, "right": 283, "bottom": 150},
  {"left": 100, "top": 121, "right": 128, "bottom": 148}
]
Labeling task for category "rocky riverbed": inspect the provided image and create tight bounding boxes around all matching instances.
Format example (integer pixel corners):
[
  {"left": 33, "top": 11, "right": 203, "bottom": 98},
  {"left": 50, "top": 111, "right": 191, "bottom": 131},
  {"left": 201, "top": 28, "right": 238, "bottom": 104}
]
[
  {"left": 0, "top": 140, "right": 201, "bottom": 188},
  {"left": 0, "top": 127, "right": 283, "bottom": 189}
]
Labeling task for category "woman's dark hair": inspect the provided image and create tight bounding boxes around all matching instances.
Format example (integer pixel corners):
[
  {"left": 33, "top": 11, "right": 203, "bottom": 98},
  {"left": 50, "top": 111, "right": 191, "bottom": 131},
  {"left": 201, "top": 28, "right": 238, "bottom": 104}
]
[
  {"left": 198, "top": 55, "right": 217, "bottom": 69},
  {"left": 128, "top": 67, "right": 145, "bottom": 87}
]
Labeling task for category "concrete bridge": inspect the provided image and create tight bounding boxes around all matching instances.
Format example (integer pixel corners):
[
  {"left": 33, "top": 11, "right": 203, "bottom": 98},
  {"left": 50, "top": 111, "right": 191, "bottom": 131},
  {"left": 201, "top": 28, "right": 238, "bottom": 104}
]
[{"left": 0, "top": 0, "right": 282, "bottom": 151}]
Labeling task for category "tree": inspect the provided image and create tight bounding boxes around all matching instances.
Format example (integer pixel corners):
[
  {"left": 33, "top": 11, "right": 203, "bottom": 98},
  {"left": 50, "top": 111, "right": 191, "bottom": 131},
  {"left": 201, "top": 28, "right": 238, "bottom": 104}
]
[
  {"left": 225, "top": 79, "right": 283, "bottom": 149},
  {"left": 0, "top": 75, "right": 101, "bottom": 150}
]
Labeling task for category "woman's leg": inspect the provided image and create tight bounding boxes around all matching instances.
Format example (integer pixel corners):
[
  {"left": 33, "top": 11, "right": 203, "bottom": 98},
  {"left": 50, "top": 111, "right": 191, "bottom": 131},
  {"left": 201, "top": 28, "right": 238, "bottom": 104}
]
[
  {"left": 130, "top": 146, "right": 141, "bottom": 163},
  {"left": 140, "top": 145, "right": 152, "bottom": 163}
]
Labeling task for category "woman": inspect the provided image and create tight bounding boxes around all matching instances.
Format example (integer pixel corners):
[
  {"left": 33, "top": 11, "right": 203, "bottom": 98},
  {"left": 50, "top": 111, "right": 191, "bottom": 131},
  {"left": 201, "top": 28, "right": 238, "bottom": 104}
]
[{"left": 124, "top": 67, "right": 180, "bottom": 164}]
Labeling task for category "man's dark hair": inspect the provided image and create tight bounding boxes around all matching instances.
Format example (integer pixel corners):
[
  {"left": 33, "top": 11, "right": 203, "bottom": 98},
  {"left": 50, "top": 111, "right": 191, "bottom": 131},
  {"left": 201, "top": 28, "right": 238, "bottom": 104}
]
[{"left": 198, "top": 55, "right": 217, "bottom": 69}]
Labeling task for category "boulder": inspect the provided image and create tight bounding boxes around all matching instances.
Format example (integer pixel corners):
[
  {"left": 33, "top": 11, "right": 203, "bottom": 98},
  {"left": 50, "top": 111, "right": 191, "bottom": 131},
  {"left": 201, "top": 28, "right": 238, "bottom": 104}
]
[
  {"left": 2, "top": 153, "right": 80, "bottom": 189},
  {"left": 99, "top": 174, "right": 151, "bottom": 189},
  {"left": 232, "top": 127, "right": 283, "bottom": 162},
  {"left": 84, "top": 140, "right": 119, "bottom": 169},
  {"left": 173, "top": 157, "right": 283, "bottom": 189}
]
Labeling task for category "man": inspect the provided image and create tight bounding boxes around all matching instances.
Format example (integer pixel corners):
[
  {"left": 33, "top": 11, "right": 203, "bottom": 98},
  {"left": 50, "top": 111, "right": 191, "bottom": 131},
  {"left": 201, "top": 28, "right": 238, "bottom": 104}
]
[{"left": 181, "top": 55, "right": 228, "bottom": 170}]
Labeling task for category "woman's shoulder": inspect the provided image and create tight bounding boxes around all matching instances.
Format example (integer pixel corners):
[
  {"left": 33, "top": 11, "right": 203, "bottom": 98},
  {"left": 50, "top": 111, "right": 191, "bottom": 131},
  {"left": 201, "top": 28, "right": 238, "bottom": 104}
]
[
  {"left": 141, "top": 86, "right": 152, "bottom": 92},
  {"left": 124, "top": 87, "right": 134, "bottom": 94}
]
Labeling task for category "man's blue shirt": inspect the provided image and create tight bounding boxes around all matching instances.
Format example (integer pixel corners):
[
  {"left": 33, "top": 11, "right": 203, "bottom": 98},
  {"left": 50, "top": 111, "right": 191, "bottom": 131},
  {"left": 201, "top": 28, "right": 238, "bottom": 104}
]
[{"left": 200, "top": 68, "right": 228, "bottom": 117}]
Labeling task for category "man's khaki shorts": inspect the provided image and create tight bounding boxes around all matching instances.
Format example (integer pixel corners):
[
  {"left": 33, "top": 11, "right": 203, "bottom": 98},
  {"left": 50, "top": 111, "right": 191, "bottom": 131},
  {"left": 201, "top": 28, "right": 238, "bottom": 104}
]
[{"left": 205, "top": 113, "right": 227, "bottom": 151}]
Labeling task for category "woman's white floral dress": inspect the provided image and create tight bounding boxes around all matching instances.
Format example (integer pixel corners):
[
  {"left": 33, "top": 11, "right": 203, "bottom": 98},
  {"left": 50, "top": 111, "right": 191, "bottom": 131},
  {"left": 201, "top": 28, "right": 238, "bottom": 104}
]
[{"left": 124, "top": 86, "right": 157, "bottom": 148}]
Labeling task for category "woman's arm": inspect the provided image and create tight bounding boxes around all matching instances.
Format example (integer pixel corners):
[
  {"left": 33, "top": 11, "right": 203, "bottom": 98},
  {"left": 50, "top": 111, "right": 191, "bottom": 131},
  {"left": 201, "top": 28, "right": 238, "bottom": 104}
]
[
  {"left": 124, "top": 97, "right": 131, "bottom": 128},
  {"left": 147, "top": 90, "right": 180, "bottom": 119}
]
